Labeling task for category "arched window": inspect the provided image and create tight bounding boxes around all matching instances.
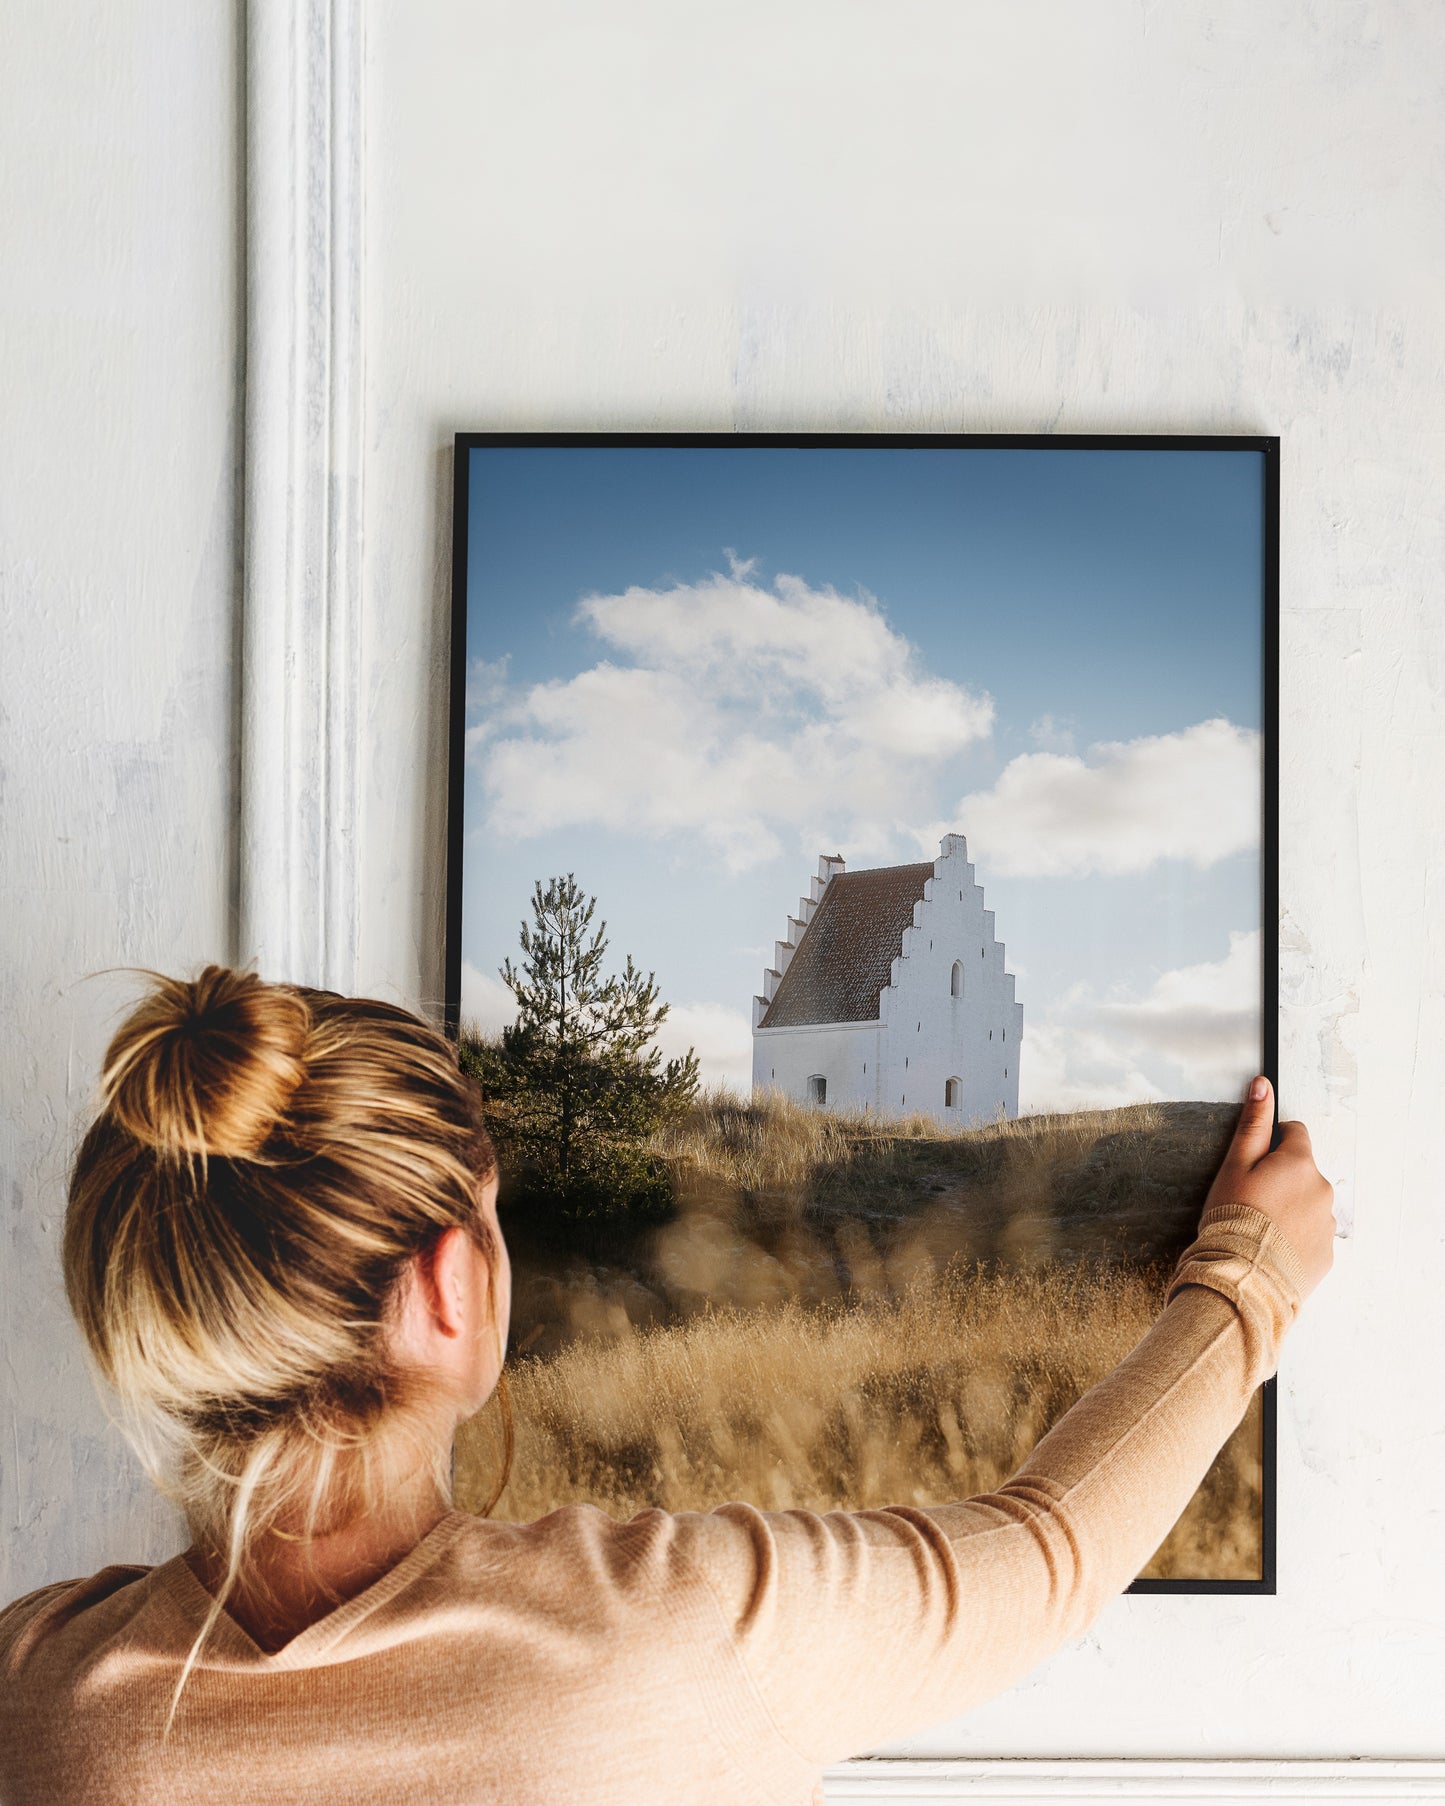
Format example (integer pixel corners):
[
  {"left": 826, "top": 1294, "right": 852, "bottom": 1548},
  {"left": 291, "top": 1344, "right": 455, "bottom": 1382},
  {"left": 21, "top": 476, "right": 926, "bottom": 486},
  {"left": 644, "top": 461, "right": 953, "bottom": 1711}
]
[
  {"left": 950, "top": 960, "right": 963, "bottom": 998},
  {"left": 807, "top": 1073, "right": 826, "bottom": 1106},
  {"left": 945, "top": 1076, "right": 961, "bottom": 1108}
]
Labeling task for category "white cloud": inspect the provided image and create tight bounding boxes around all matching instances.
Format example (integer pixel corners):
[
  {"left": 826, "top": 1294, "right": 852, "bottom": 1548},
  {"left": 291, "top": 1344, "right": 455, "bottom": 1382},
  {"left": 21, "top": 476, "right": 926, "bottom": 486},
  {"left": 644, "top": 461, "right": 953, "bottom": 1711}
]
[
  {"left": 1095, "top": 929, "right": 1260, "bottom": 1087},
  {"left": 468, "top": 569, "right": 994, "bottom": 872},
  {"left": 1019, "top": 1016, "right": 1166, "bottom": 1115},
  {"left": 950, "top": 718, "right": 1259, "bottom": 879},
  {"left": 654, "top": 1000, "right": 754, "bottom": 1094},
  {"left": 1028, "top": 712, "right": 1076, "bottom": 755},
  {"left": 464, "top": 657, "right": 514, "bottom": 760},
  {"left": 459, "top": 961, "right": 517, "bottom": 1037},
  {"left": 1019, "top": 931, "right": 1260, "bottom": 1113}
]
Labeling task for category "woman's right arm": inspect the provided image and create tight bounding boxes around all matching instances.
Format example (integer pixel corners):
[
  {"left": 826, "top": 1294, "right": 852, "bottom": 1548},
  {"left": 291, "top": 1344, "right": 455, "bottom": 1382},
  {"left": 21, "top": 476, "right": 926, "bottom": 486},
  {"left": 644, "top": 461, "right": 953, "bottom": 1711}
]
[{"left": 667, "top": 1077, "right": 1335, "bottom": 1775}]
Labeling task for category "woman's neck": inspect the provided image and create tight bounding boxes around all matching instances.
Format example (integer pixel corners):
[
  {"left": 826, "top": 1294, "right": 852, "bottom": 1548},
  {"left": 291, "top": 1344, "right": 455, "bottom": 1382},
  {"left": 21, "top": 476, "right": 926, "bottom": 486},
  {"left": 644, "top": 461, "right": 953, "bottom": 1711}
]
[{"left": 183, "top": 1473, "right": 453, "bottom": 1653}]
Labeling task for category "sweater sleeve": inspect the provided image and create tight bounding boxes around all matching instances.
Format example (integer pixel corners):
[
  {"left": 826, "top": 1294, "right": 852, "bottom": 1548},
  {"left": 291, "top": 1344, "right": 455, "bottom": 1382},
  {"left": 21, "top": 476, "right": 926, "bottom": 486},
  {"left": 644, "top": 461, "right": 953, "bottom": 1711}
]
[{"left": 669, "top": 1201, "right": 1308, "bottom": 1772}]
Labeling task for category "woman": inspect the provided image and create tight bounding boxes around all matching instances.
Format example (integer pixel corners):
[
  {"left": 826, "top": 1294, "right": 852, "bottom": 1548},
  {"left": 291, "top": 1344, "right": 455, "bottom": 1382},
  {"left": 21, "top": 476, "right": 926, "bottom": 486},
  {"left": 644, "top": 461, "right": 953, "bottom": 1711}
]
[{"left": 0, "top": 964, "right": 1334, "bottom": 1805}]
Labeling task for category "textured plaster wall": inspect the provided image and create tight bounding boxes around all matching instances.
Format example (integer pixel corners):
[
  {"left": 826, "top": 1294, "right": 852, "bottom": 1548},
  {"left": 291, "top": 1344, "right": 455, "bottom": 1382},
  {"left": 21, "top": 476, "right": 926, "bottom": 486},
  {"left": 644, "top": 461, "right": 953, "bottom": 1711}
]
[
  {"left": 0, "top": 6, "right": 241, "bottom": 1597},
  {"left": 364, "top": 0, "right": 1445, "bottom": 1757}
]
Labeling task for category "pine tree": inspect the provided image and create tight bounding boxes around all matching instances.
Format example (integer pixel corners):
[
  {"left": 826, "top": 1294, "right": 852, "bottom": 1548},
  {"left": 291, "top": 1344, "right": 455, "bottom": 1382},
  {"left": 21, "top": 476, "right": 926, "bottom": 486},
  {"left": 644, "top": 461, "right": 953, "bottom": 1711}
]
[{"left": 465, "top": 874, "right": 699, "bottom": 1220}]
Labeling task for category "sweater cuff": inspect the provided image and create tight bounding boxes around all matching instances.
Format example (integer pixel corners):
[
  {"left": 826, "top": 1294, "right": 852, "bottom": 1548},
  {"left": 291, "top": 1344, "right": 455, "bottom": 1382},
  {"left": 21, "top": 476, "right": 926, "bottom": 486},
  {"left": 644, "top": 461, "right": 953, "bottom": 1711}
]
[{"left": 1164, "top": 1201, "right": 1308, "bottom": 1379}]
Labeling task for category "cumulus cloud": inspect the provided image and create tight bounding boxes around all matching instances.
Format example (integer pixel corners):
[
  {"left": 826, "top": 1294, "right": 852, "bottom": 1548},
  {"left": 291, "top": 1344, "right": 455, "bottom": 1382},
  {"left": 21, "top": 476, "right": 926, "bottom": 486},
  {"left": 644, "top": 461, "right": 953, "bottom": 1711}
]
[
  {"left": 464, "top": 657, "right": 513, "bottom": 760},
  {"left": 950, "top": 718, "right": 1259, "bottom": 879},
  {"left": 1028, "top": 712, "right": 1076, "bottom": 755},
  {"left": 1019, "top": 930, "right": 1261, "bottom": 1113},
  {"left": 1094, "top": 930, "right": 1260, "bottom": 1084},
  {"left": 459, "top": 961, "right": 517, "bottom": 1037},
  {"left": 652, "top": 1000, "right": 754, "bottom": 1094},
  {"left": 467, "top": 568, "right": 994, "bottom": 871},
  {"left": 1019, "top": 1017, "right": 1166, "bottom": 1115}
]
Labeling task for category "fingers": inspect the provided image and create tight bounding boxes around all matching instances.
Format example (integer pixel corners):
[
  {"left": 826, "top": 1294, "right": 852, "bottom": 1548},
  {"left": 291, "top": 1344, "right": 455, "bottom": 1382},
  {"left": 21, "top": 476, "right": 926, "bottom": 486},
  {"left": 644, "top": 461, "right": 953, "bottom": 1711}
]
[
  {"left": 1275, "top": 1118, "right": 1314, "bottom": 1162},
  {"left": 1225, "top": 1075, "right": 1276, "bottom": 1171}
]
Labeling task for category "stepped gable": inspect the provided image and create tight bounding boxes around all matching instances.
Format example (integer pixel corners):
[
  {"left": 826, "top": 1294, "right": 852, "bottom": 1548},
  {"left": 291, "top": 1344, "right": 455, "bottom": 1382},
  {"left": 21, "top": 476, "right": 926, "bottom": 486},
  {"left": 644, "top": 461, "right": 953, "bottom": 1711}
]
[{"left": 759, "top": 860, "right": 935, "bottom": 1028}]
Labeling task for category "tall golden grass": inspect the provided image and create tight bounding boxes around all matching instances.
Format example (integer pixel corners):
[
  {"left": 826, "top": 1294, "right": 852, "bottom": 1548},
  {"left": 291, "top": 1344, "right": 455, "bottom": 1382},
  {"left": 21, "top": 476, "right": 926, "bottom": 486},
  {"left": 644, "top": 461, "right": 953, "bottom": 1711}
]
[
  {"left": 459, "top": 1089, "right": 1260, "bottom": 1580},
  {"left": 457, "top": 1258, "right": 1262, "bottom": 1580}
]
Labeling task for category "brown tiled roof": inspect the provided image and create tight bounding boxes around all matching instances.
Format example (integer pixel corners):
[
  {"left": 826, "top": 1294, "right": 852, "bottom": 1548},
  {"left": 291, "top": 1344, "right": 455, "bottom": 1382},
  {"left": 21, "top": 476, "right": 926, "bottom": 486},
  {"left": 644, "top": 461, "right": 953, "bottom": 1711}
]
[{"left": 759, "top": 862, "right": 934, "bottom": 1028}]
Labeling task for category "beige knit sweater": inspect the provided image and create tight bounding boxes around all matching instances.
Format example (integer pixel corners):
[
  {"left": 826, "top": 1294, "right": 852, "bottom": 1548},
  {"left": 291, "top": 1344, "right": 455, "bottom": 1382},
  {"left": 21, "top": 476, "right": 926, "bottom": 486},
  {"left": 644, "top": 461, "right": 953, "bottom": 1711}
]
[{"left": 0, "top": 1203, "right": 1306, "bottom": 1806}]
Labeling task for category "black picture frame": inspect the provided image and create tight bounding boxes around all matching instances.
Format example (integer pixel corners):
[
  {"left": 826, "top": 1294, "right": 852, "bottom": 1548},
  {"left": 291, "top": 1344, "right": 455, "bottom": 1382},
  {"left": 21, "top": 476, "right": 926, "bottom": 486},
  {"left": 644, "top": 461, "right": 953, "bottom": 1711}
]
[{"left": 446, "top": 430, "right": 1281, "bottom": 1597}]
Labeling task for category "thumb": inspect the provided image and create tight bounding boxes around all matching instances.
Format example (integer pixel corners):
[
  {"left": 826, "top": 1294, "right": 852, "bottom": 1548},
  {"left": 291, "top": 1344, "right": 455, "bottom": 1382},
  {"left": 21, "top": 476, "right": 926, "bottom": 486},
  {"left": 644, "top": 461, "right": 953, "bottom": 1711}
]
[{"left": 1226, "top": 1075, "right": 1275, "bottom": 1172}]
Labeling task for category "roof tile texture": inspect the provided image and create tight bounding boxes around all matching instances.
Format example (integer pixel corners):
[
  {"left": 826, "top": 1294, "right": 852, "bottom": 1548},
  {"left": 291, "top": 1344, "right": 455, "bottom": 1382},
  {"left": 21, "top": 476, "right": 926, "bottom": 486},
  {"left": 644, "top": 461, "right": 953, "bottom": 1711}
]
[{"left": 759, "top": 861, "right": 934, "bottom": 1028}]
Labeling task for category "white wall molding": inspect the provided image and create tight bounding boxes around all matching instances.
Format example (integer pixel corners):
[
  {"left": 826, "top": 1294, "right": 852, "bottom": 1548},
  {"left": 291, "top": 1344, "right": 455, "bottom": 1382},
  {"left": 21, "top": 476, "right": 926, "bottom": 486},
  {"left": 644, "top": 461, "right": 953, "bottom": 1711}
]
[
  {"left": 824, "top": 1759, "right": 1445, "bottom": 1801},
  {"left": 239, "top": 0, "right": 363, "bottom": 989}
]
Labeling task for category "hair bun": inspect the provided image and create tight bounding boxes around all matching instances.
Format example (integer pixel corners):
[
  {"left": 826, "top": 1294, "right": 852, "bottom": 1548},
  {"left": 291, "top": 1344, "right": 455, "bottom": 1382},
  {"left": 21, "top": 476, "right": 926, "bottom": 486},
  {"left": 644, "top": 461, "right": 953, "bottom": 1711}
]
[{"left": 101, "top": 965, "right": 309, "bottom": 1162}]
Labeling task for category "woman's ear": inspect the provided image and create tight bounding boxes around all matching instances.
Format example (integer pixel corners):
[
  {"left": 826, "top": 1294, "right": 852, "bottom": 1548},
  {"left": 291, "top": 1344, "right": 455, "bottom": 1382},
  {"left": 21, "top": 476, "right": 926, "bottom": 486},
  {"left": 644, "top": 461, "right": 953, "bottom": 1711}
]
[
  {"left": 425, "top": 1225, "right": 485, "bottom": 1338},
  {"left": 391, "top": 1226, "right": 486, "bottom": 1359}
]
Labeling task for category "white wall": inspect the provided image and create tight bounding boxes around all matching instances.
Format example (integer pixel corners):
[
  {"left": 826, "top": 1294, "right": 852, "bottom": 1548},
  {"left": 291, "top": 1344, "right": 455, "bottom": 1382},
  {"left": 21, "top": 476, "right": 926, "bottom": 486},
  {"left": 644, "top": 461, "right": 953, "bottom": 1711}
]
[
  {"left": 0, "top": 6, "right": 242, "bottom": 1597},
  {"left": 881, "top": 838, "right": 1021, "bottom": 1124},
  {"left": 363, "top": 0, "right": 1445, "bottom": 1762},
  {"left": 754, "top": 1019, "right": 881, "bottom": 1114}
]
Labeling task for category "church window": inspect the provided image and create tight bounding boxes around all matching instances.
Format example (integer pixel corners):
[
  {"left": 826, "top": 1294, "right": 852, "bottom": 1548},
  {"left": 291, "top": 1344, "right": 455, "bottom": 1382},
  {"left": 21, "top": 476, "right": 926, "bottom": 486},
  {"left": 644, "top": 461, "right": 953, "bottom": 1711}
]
[
  {"left": 945, "top": 1076, "right": 961, "bottom": 1108},
  {"left": 951, "top": 960, "right": 963, "bottom": 998},
  {"left": 807, "top": 1073, "right": 826, "bottom": 1106}
]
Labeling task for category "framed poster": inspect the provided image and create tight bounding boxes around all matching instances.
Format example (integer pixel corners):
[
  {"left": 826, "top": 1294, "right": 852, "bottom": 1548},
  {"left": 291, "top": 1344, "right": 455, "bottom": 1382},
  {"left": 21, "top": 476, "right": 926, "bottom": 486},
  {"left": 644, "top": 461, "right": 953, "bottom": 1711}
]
[{"left": 447, "top": 433, "right": 1279, "bottom": 1593}]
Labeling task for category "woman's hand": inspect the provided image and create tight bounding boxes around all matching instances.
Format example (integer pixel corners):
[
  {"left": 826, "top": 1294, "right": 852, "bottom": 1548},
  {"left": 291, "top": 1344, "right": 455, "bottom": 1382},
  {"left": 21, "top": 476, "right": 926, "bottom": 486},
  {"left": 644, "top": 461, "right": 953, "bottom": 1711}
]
[{"left": 1201, "top": 1075, "right": 1336, "bottom": 1300}]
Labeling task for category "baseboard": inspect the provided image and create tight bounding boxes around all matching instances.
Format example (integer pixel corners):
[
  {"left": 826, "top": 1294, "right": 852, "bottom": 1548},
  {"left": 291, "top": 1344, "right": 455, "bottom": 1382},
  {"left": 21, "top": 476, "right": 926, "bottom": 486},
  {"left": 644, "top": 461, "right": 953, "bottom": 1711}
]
[{"left": 823, "top": 1758, "right": 1445, "bottom": 1802}]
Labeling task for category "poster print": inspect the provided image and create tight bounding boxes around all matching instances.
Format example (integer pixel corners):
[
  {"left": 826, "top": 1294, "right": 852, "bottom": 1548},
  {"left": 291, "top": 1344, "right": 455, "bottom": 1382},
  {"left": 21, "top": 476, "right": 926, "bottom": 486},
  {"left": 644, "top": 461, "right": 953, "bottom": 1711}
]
[{"left": 448, "top": 434, "right": 1278, "bottom": 1589}]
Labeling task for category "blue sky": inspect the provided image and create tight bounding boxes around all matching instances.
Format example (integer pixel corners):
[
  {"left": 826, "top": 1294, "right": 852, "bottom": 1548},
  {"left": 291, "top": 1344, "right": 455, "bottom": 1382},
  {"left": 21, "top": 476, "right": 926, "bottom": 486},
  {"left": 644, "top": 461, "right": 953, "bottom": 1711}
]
[{"left": 460, "top": 444, "right": 1265, "bottom": 1110}]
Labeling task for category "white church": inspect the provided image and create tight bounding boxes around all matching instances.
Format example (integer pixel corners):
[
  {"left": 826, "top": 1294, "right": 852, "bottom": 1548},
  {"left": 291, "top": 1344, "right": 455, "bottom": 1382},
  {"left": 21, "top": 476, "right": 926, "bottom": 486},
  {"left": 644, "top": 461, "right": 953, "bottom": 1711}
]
[{"left": 751, "top": 833, "right": 1022, "bottom": 1125}]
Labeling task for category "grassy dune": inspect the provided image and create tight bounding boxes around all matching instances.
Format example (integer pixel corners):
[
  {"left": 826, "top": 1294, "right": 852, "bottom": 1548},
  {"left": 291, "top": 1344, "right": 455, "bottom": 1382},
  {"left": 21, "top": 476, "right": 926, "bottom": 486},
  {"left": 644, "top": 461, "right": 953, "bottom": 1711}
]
[{"left": 458, "top": 1090, "right": 1262, "bottom": 1581}]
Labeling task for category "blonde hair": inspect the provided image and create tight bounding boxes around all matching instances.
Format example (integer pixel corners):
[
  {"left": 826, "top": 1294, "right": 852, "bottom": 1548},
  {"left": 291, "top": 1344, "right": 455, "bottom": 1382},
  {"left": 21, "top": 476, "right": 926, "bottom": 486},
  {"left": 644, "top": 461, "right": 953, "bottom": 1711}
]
[{"left": 62, "top": 963, "right": 510, "bottom": 1733}]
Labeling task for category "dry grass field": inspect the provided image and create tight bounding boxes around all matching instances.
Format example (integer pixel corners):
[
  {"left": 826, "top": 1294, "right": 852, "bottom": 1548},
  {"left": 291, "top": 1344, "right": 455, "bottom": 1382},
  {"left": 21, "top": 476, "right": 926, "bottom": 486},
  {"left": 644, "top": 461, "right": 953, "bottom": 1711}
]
[{"left": 456, "top": 1090, "right": 1263, "bottom": 1581}]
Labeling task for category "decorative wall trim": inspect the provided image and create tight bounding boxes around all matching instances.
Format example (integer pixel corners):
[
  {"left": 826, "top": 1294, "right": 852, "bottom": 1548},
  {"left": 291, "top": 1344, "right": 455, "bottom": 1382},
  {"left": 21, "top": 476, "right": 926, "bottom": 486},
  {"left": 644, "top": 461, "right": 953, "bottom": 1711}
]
[
  {"left": 239, "top": 0, "right": 364, "bottom": 989},
  {"left": 823, "top": 1759, "right": 1445, "bottom": 1801}
]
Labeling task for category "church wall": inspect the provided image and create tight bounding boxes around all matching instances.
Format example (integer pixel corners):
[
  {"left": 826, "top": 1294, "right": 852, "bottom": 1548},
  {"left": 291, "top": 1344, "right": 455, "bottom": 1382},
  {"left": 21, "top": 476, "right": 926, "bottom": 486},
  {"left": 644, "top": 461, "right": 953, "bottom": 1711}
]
[
  {"left": 878, "top": 837, "right": 1022, "bottom": 1125},
  {"left": 752, "top": 1019, "right": 881, "bottom": 1114}
]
